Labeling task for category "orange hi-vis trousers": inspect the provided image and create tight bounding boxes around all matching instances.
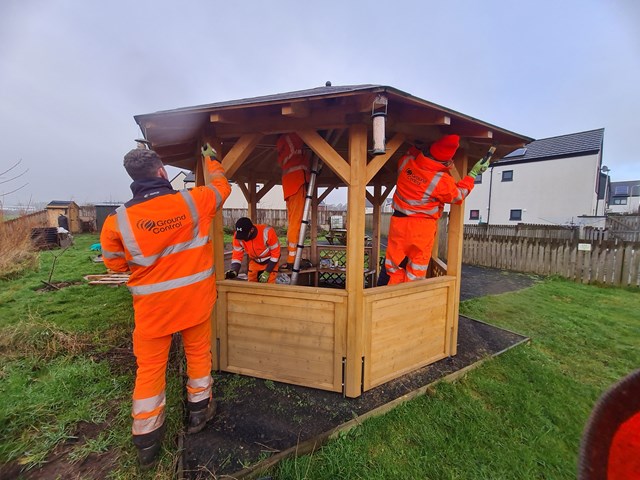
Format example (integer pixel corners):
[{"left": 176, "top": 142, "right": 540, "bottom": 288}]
[
  {"left": 247, "top": 259, "right": 278, "bottom": 283},
  {"left": 385, "top": 215, "right": 437, "bottom": 285},
  {"left": 285, "top": 185, "right": 305, "bottom": 264},
  {"left": 131, "top": 320, "right": 212, "bottom": 436}
]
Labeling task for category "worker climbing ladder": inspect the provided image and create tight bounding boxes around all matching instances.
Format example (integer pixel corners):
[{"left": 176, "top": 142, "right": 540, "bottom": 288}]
[{"left": 290, "top": 155, "right": 321, "bottom": 285}]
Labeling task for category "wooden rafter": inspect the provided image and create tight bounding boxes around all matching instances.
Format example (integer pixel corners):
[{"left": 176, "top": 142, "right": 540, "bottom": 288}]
[
  {"left": 297, "top": 129, "right": 351, "bottom": 185},
  {"left": 365, "top": 133, "right": 406, "bottom": 184},
  {"left": 222, "top": 133, "right": 263, "bottom": 177},
  {"left": 256, "top": 179, "right": 277, "bottom": 201}
]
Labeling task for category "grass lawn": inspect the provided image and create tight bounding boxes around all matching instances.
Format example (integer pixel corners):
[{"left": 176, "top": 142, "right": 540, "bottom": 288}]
[
  {"left": 274, "top": 280, "right": 639, "bottom": 479},
  {"left": 1, "top": 234, "right": 638, "bottom": 479}
]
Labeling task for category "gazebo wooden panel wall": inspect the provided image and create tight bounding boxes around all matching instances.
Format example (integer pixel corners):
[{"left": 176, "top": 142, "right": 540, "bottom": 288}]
[
  {"left": 134, "top": 84, "right": 532, "bottom": 398},
  {"left": 217, "top": 283, "right": 347, "bottom": 392}
]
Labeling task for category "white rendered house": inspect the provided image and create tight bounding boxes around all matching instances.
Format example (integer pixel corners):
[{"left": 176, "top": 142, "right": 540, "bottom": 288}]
[{"left": 464, "top": 129, "right": 606, "bottom": 225}]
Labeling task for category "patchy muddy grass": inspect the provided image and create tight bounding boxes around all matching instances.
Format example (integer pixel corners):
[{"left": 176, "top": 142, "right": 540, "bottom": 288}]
[{"left": 183, "top": 316, "right": 527, "bottom": 478}]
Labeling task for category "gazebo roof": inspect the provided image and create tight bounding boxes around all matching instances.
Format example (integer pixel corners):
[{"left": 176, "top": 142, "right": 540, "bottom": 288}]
[{"left": 134, "top": 84, "right": 533, "bottom": 187}]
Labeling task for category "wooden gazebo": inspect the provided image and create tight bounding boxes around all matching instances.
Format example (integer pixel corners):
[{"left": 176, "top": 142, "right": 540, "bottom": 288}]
[{"left": 134, "top": 84, "right": 531, "bottom": 397}]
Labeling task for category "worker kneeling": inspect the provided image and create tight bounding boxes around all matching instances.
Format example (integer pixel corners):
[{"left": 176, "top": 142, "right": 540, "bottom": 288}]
[{"left": 225, "top": 217, "right": 280, "bottom": 283}]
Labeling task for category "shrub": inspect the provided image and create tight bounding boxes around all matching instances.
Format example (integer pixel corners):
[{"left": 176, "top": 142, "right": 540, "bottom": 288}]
[{"left": 0, "top": 212, "right": 40, "bottom": 279}]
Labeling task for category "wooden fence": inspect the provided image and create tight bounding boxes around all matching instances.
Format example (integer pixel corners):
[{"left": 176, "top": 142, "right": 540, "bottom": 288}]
[
  {"left": 222, "top": 208, "right": 346, "bottom": 230},
  {"left": 463, "top": 237, "right": 640, "bottom": 287}
]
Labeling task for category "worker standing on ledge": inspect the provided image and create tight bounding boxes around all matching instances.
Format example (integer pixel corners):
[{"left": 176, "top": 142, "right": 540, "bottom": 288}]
[
  {"left": 225, "top": 217, "right": 281, "bottom": 283},
  {"left": 384, "top": 134, "right": 491, "bottom": 284},
  {"left": 100, "top": 143, "right": 230, "bottom": 468},
  {"left": 276, "top": 133, "right": 310, "bottom": 270}
]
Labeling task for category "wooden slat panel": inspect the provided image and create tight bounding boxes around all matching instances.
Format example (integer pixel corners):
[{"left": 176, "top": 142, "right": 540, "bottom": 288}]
[
  {"left": 227, "top": 324, "right": 335, "bottom": 351},
  {"left": 228, "top": 300, "right": 335, "bottom": 324},
  {"left": 364, "top": 282, "right": 450, "bottom": 390}
]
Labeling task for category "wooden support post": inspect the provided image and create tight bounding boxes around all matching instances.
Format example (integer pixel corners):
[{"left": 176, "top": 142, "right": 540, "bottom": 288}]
[
  {"left": 345, "top": 124, "right": 367, "bottom": 397},
  {"left": 202, "top": 138, "right": 225, "bottom": 371},
  {"left": 311, "top": 188, "right": 319, "bottom": 266},
  {"left": 248, "top": 180, "right": 257, "bottom": 222},
  {"left": 446, "top": 152, "right": 468, "bottom": 356},
  {"left": 372, "top": 184, "right": 382, "bottom": 281}
]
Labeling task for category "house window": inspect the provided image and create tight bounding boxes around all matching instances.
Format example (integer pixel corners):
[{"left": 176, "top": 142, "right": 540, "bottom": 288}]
[
  {"left": 474, "top": 173, "right": 482, "bottom": 184},
  {"left": 613, "top": 198, "right": 628, "bottom": 205},
  {"left": 613, "top": 185, "right": 630, "bottom": 196},
  {"left": 509, "top": 209, "right": 522, "bottom": 221},
  {"left": 502, "top": 170, "right": 513, "bottom": 182},
  {"left": 469, "top": 210, "right": 480, "bottom": 220}
]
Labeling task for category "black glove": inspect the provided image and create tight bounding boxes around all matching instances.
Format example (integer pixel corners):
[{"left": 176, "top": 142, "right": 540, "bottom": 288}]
[{"left": 225, "top": 269, "right": 238, "bottom": 279}]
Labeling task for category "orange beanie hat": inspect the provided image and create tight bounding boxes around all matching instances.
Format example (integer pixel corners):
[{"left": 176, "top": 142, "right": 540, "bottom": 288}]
[{"left": 430, "top": 134, "right": 460, "bottom": 162}]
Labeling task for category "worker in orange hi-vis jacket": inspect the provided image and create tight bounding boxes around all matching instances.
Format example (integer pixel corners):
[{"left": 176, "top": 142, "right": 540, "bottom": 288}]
[
  {"left": 384, "top": 134, "right": 490, "bottom": 285},
  {"left": 276, "top": 133, "right": 310, "bottom": 269},
  {"left": 225, "top": 217, "right": 281, "bottom": 283},
  {"left": 100, "top": 144, "right": 230, "bottom": 468}
]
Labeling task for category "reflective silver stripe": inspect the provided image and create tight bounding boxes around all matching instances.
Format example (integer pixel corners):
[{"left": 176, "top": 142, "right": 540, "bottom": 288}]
[
  {"left": 385, "top": 258, "right": 399, "bottom": 274},
  {"left": 288, "top": 241, "right": 297, "bottom": 248},
  {"left": 127, "top": 236, "right": 211, "bottom": 267},
  {"left": 102, "top": 249, "right": 125, "bottom": 259},
  {"left": 233, "top": 246, "right": 243, "bottom": 252},
  {"left": 394, "top": 190, "right": 427, "bottom": 207},
  {"left": 132, "top": 412, "right": 165, "bottom": 435},
  {"left": 132, "top": 392, "right": 166, "bottom": 415},
  {"left": 205, "top": 184, "right": 223, "bottom": 208},
  {"left": 131, "top": 392, "right": 166, "bottom": 435},
  {"left": 180, "top": 191, "right": 199, "bottom": 238},
  {"left": 406, "top": 270, "right": 425, "bottom": 281},
  {"left": 281, "top": 135, "right": 303, "bottom": 167},
  {"left": 116, "top": 203, "right": 209, "bottom": 267},
  {"left": 116, "top": 206, "right": 143, "bottom": 258},
  {"left": 421, "top": 172, "right": 444, "bottom": 203},
  {"left": 128, "top": 267, "right": 214, "bottom": 296},
  {"left": 391, "top": 201, "right": 440, "bottom": 216},
  {"left": 398, "top": 155, "right": 413, "bottom": 173},
  {"left": 407, "top": 260, "right": 429, "bottom": 271},
  {"left": 451, "top": 187, "right": 469, "bottom": 203},
  {"left": 187, "top": 375, "right": 212, "bottom": 404},
  {"left": 231, "top": 260, "right": 242, "bottom": 265},
  {"left": 268, "top": 244, "right": 279, "bottom": 251}
]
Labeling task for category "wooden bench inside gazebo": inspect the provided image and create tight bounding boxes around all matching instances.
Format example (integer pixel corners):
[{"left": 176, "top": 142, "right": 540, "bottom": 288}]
[{"left": 134, "top": 84, "right": 531, "bottom": 397}]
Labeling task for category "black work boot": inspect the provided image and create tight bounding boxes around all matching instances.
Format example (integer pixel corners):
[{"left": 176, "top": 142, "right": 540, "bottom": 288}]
[
  {"left": 132, "top": 423, "right": 166, "bottom": 470},
  {"left": 187, "top": 398, "right": 217, "bottom": 434}
]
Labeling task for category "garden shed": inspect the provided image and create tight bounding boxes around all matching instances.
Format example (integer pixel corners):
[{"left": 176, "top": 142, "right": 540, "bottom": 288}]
[
  {"left": 46, "top": 200, "right": 80, "bottom": 233},
  {"left": 134, "top": 84, "right": 531, "bottom": 397}
]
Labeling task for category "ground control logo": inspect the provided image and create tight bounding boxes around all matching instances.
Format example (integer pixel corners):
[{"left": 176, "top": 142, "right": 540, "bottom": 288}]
[
  {"left": 405, "top": 168, "right": 426, "bottom": 186},
  {"left": 136, "top": 214, "right": 186, "bottom": 234}
]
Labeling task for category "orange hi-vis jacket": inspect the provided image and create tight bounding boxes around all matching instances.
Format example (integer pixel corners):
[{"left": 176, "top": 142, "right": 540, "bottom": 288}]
[
  {"left": 392, "top": 147, "right": 475, "bottom": 218},
  {"left": 231, "top": 224, "right": 281, "bottom": 267},
  {"left": 276, "top": 133, "right": 309, "bottom": 199},
  {"left": 101, "top": 160, "right": 231, "bottom": 338}
]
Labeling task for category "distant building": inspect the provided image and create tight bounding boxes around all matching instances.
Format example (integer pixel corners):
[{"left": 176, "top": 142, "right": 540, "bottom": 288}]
[
  {"left": 608, "top": 180, "right": 640, "bottom": 214},
  {"left": 464, "top": 128, "right": 607, "bottom": 225},
  {"left": 46, "top": 200, "right": 80, "bottom": 233}
]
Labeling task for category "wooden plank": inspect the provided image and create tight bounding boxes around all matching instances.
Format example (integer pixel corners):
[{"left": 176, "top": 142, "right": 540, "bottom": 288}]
[
  {"left": 227, "top": 337, "right": 334, "bottom": 366},
  {"left": 228, "top": 324, "right": 334, "bottom": 351},
  {"left": 225, "top": 351, "right": 335, "bottom": 389},
  {"left": 228, "top": 313, "right": 334, "bottom": 338},
  {"left": 228, "top": 299, "right": 335, "bottom": 324},
  {"left": 369, "top": 352, "right": 448, "bottom": 389}
]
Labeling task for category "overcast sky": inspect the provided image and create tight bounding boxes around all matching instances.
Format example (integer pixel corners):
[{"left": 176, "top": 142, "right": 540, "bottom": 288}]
[{"left": 1, "top": 0, "right": 638, "bottom": 207}]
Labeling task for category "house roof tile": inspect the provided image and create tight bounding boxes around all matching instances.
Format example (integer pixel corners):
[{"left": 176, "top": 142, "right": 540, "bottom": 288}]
[{"left": 499, "top": 128, "right": 604, "bottom": 164}]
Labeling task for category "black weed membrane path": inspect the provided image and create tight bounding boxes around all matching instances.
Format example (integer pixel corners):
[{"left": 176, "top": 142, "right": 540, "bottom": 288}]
[{"left": 183, "top": 265, "right": 540, "bottom": 478}]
